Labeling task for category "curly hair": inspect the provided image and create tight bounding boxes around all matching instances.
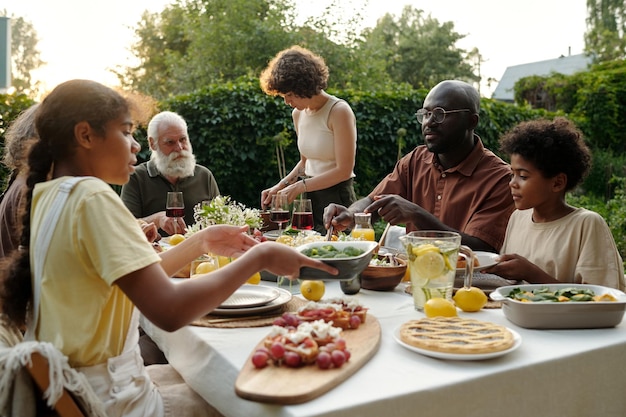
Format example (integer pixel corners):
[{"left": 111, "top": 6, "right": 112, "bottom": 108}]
[
  {"left": 499, "top": 117, "right": 591, "bottom": 192},
  {"left": 259, "top": 45, "right": 329, "bottom": 98},
  {"left": 0, "top": 79, "right": 129, "bottom": 328}
]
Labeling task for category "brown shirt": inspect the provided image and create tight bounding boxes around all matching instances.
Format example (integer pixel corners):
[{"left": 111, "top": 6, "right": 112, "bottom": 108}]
[
  {"left": 0, "top": 174, "right": 26, "bottom": 258},
  {"left": 369, "top": 136, "right": 514, "bottom": 251}
]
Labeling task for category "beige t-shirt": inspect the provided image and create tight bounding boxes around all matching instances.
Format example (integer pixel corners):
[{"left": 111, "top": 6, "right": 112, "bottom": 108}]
[
  {"left": 30, "top": 177, "right": 161, "bottom": 366},
  {"left": 501, "top": 207, "right": 625, "bottom": 290}
]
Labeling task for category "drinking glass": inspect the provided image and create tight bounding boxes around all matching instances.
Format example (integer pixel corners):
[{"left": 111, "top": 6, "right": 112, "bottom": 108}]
[
  {"left": 269, "top": 194, "right": 290, "bottom": 234},
  {"left": 276, "top": 276, "right": 301, "bottom": 294},
  {"left": 399, "top": 231, "right": 474, "bottom": 311},
  {"left": 190, "top": 254, "right": 219, "bottom": 278},
  {"left": 166, "top": 191, "right": 185, "bottom": 235},
  {"left": 291, "top": 199, "right": 314, "bottom": 231}
]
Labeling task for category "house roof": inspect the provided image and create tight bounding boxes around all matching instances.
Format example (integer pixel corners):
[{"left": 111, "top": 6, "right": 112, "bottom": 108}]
[{"left": 492, "top": 53, "right": 592, "bottom": 102}]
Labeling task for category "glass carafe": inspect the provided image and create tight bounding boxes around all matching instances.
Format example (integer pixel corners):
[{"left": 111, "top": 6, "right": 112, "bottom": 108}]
[{"left": 351, "top": 213, "right": 375, "bottom": 241}]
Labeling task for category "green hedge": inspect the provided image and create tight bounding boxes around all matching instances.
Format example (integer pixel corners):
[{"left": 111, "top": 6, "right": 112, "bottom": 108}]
[
  {"left": 157, "top": 77, "right": 555, "bottom": 208},
  {"left": 515, "top": 60, "right": 626, "bottom": 154},
  {"left": 1, "top": 78, "right": 613, "bottom": 209}
]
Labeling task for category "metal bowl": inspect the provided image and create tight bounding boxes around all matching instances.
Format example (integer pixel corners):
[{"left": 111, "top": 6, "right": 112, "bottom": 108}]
[
  {"left": 490, "top": 283, "right": 626, "bottom": 329},
  {"left": 297, "top": 241, "right": 378, "bottom": 281}
]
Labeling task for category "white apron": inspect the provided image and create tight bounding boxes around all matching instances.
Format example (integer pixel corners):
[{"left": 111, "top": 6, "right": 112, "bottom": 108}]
[{"left": 27, "top": 177, "right": 164, "bottom": 417}]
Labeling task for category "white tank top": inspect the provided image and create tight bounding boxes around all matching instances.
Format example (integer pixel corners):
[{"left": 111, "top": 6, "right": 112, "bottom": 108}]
[{"left": 296, "top": 94, "right": 356, "bottom": 178}]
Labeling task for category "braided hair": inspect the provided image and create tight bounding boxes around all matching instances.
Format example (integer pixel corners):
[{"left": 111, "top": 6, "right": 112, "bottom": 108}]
[{"left": 0, "top": 80, "right": 129, "bottom": 327}]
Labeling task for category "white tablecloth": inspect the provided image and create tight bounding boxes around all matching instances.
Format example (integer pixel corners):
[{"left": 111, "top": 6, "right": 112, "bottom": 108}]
[{"left": 140, "top": 282, "right": 626, "bottom": 417}]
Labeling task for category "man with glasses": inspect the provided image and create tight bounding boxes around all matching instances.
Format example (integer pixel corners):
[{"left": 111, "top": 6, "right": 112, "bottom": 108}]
[{"left": 324, "top": 80, "right": 514, "bottom": 252}]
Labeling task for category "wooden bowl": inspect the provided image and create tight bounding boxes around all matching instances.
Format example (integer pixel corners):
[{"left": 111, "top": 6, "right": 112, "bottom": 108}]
[{"left": 360, "top": 256, "right": 407, "bottom": 291}]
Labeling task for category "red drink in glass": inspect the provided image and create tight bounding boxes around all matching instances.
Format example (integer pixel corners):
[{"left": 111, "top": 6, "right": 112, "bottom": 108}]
[
  {"left": 270, "top": 210, "right": 290, "bottom": 224},
  {"left": 166, "top": 208, "right": 185, "bottom": 218},
  {"left": 291, "top": 212, "right": 314, "bottom": 230}
]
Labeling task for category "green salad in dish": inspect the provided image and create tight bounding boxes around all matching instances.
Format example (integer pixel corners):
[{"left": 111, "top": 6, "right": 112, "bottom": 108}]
[
  {"left": 507, "top": 287, "right": 617, "bottom": 302},
  {"left": 300, "top": 245, "right": 364, "bottom": 259}
]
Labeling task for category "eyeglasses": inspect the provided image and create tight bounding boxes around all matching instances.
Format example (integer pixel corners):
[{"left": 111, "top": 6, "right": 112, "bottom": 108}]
[{"left": 415, "top": 107, "right": 471, "bottom": 124}]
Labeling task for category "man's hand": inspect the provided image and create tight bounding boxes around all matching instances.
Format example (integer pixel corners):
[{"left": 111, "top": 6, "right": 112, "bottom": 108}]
[
  {"left": 324, "top": 203, "right": 354, "bottom": 232},
  {"left": 366, "top": 195, "right": 419, "bottom": 226},
  {"left": 154, "top": 210, "right": 187, "bottom": 236}
]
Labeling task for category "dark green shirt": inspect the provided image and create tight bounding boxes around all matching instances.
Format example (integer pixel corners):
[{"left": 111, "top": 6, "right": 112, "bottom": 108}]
[{"left": 121, "top": 160, "right": 220, "bottom": 233}]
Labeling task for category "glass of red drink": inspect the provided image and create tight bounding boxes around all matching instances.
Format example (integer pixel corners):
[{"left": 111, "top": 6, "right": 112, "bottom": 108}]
[
  {"left": 291, "top": 198, "right": 313, "bottom": 230},
  {"left": 270, "top": 194, "right": 290, "bottom": 234},
  {"left": 166, "top": 191, "right": 185, "bottom": 235}
]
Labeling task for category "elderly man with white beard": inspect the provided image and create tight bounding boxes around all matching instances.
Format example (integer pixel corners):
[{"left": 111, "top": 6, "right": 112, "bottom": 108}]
[{"left": 121, "top": 111, "right": 220, "bottom": 236}]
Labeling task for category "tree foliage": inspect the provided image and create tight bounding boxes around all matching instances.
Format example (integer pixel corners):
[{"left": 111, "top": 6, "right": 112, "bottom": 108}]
[
  {"left": 361, "top": 6, "right": 478, "bottom": 90},
  {"left": 0, "top": 91, "right": 37, "bottom": 186},
  {"left": 585, "top": 0, "right": 626, "bottom": 62},
  {"left": 119, "top": 1, "right": 481, "bottom": 99},
  {"left": 0, "top": 11, "right": 45, "bottom": 97},
  {"left": 116, "top": 0, "right": 299, "bottom": 99}
]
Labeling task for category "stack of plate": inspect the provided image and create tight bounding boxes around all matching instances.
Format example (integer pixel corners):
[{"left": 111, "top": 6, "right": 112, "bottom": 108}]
[{"left": 211, "top": 284, "right": 292, "bottom": 316}]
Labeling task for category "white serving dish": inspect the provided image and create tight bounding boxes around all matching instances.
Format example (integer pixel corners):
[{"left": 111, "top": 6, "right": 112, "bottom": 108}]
[{"left": 490, "top": 283, "right": 626, "bottom": 329}]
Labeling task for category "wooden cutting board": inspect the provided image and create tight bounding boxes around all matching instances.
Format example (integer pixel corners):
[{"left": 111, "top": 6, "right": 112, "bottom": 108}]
[{"left": 235, "top": 315, "right": 381, "bottom": 404}]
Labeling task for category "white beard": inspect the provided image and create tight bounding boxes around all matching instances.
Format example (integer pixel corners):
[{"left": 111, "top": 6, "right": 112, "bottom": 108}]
[{"left": 151, "top": 147, "right": 196, "bottom": 178}]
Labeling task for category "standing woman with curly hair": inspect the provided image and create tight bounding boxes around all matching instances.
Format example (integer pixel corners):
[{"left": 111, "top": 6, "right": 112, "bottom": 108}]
[
  {"left": 0, "top": 79, "right": 335, "bottom": 416},
  {"left": 260, "top": 45, "right": 357, "bottom": 234}
]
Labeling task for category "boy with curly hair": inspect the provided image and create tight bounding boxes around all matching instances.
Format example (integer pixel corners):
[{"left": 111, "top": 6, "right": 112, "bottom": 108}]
[{"left": 486, "top": 117, "right": 625, "bottom": 290}]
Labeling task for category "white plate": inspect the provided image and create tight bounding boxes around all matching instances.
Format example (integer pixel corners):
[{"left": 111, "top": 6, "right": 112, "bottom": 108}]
[
  {"left": 393, "top": 325, "right": 522, "bottom": 361},
  {"left": 211, "top": 287, "right": 292, "bottom": 316},
  {"left": 263, "top": 230, "right": 281, "bottom": 241},
  {"left": 264, "top": 229, "right": 320, "bottom": 241},
  {"left": 457, "top": 251, "right": 500, "bottom": 272},
  {"left": 219, "top": 285, "right": 280, "bottom": 308}
]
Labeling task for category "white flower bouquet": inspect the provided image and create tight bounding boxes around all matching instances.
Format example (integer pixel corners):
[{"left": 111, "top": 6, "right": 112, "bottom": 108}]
[{"left": 188, "top": 195, "right": 263, "bottom": 233}]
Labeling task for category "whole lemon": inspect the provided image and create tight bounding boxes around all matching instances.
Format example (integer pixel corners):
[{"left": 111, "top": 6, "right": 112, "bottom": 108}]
[
  {"left": 217, "top": 256, "right": 232, "bottom": 267},
  {"left": 423, "top": 297, "right": 457, "bottom": 318},
  {"left": 402, "top": 263, "right": 411, "bottom": 282},
  {"left": 194, "top": 261, "right": 217, "bottom": 275},
  {"left": 169, "top": 234, "right": 186, "bottom": 245},
  {"left": 300, "top": 280, "right": 325, "bottom": 301},
  {"left": 453, "top": 287, "right": 488, "bottom": 312}
]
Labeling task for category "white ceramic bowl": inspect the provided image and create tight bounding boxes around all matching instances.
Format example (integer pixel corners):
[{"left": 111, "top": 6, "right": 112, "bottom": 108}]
[
  {"left": 297, "top": 240, "right": 378, "bottom": 281},
  {"left": 490, "top": 283, "right": 626, "bottom": 329}
]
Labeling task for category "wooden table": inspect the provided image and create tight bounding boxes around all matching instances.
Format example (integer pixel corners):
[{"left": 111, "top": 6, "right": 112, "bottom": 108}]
[{"left": 140, "top": 281, "right": 626, "bottom": 417}]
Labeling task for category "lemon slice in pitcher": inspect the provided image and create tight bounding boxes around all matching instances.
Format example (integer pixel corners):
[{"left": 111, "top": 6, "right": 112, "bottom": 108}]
[{"left": 413, "top": 250, "right": 446, "bottom": 280}]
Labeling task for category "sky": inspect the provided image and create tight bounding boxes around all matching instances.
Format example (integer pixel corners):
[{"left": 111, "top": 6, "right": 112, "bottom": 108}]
[{"left": 1, "top": 0, "right": 588, "bottom": 97}]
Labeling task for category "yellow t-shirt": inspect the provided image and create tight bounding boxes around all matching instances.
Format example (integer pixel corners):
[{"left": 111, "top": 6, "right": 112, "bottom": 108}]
[{"left": 30, "top": 177, "right": 161, "bottom": 367}]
